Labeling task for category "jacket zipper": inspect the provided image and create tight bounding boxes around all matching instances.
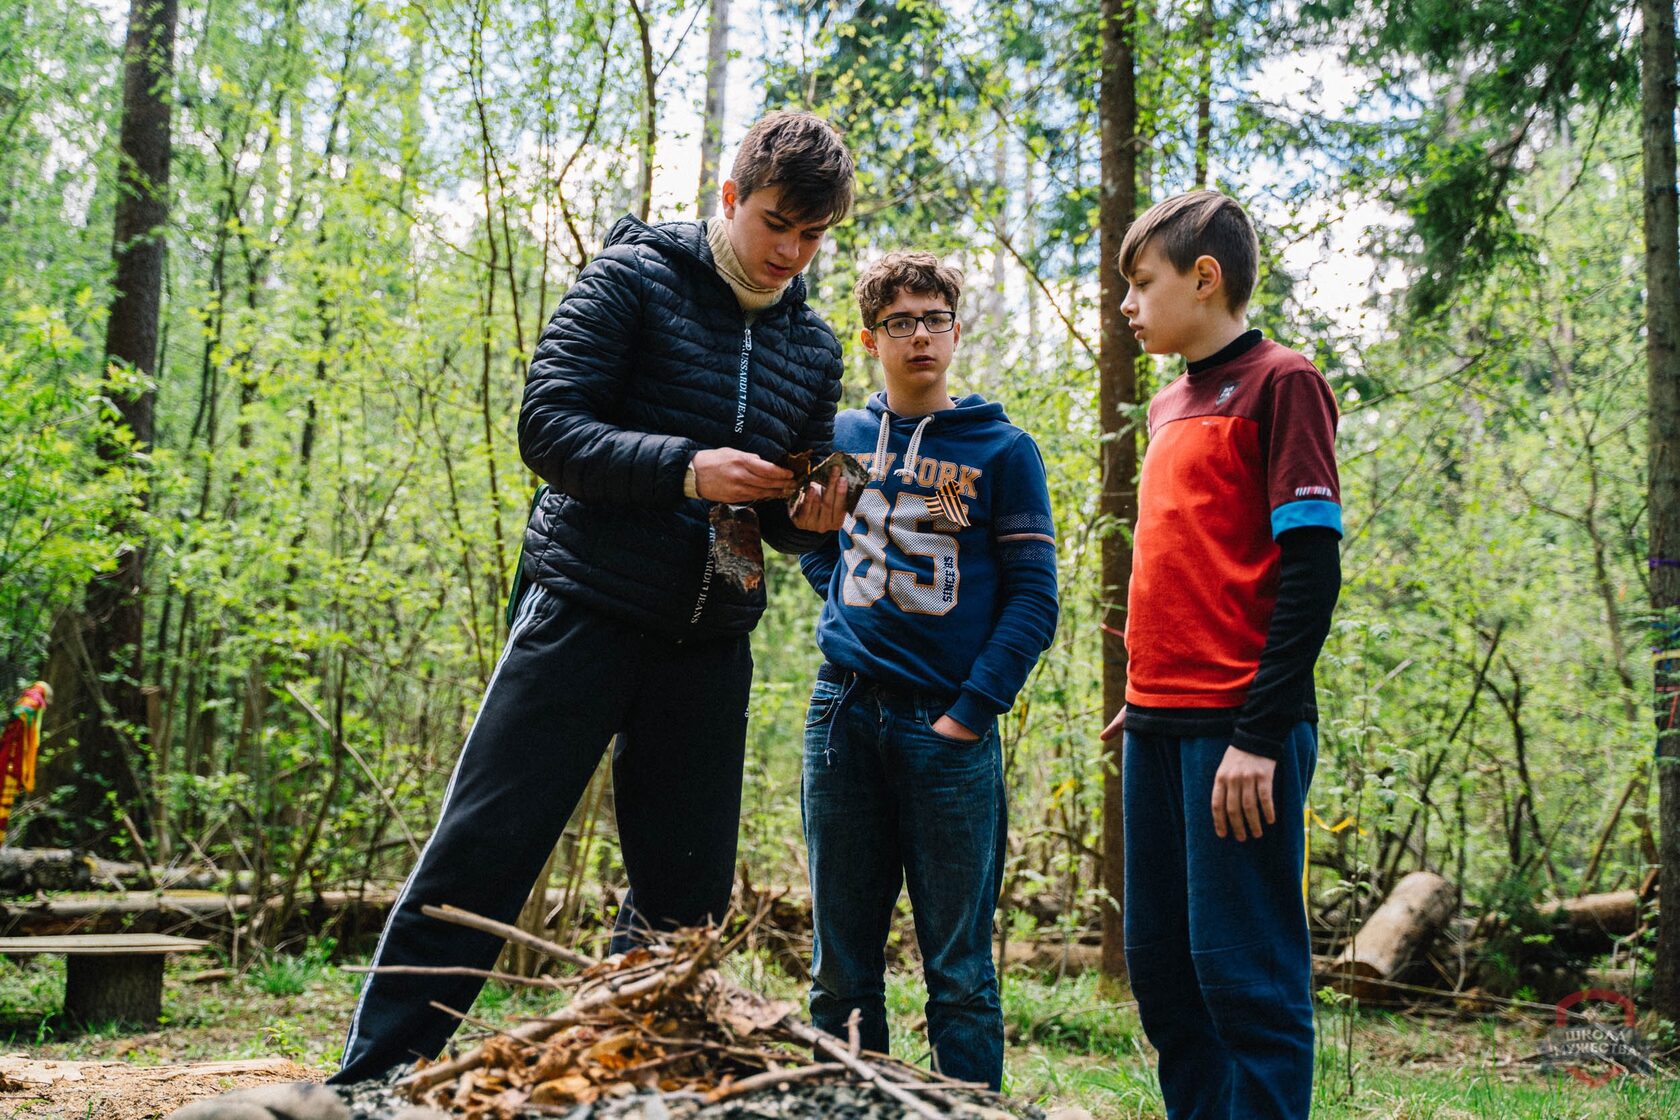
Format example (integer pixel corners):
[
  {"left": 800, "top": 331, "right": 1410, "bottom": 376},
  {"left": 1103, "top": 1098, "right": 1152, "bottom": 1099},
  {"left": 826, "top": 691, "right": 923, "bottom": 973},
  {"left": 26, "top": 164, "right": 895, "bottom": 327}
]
[{"left": 689, "top": 325, "right": 754, "bottom": 627}]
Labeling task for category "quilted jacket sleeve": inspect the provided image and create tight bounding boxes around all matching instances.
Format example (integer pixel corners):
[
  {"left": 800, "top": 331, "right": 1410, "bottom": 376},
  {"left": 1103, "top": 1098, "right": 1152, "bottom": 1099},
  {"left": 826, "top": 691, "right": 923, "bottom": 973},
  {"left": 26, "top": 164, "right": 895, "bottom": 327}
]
[
  {"left": 758, "top": 331, "right": 843, "bottom": 555},
  {"left": 519, "top": 246, "right": 701, "bottom": 507}
]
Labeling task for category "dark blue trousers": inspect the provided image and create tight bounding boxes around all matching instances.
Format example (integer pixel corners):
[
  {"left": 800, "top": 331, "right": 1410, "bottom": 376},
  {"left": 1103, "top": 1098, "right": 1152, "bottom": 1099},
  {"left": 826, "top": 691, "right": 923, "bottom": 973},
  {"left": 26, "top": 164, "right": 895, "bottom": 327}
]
[
  {"left": 801, "top": 673, "right": 1006, "bottom": 1089},
  {"left": 1123, "top": 724, "right": 1317, "bottom": 1120},
  {"left": 332, "top": 585, "right": 752, "bottom": 1084}
]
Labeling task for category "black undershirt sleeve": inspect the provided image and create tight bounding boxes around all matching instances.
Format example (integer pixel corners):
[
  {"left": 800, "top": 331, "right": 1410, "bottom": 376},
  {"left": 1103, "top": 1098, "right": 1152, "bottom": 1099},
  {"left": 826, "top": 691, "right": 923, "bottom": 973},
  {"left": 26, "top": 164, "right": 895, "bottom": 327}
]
[{"left": 1229, "top": 525, "right": 1342, "bottom": 760}]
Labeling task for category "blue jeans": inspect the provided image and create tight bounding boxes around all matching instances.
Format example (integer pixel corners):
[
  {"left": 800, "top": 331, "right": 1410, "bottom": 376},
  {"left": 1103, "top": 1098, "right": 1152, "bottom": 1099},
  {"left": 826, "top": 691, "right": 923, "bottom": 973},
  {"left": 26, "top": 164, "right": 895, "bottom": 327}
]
[
  {"left": 1123, "top": 724, "right": 1318, "bottom": 1120},
  {"left": 801, "top": 672, "right": 1006, "bottom": 1089}
]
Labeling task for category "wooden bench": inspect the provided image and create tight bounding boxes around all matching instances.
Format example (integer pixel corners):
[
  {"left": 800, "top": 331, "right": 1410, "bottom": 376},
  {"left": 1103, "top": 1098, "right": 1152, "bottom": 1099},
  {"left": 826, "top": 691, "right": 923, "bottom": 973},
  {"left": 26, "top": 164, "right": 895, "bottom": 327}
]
[{"left": 0, "top": 933, "right": 209, "bottom": 1026}]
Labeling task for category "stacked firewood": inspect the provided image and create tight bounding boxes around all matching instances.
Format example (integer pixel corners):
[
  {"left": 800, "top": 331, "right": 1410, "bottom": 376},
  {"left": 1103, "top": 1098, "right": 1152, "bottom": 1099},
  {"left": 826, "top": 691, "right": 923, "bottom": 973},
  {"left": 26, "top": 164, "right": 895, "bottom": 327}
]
[{"left": 376, "top": 904, "right": 1038, "bottom": 1120}]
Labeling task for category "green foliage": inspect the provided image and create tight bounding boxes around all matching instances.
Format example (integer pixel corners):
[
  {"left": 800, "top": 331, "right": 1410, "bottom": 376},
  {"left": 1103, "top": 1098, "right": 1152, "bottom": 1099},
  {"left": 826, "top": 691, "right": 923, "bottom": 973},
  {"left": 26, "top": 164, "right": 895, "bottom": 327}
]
[
  {"left": 0, "top": 0, "right": 1656, "bottom": 1015},
  {"left": 0, "top": 299, "right": 137, "bottom": 688},
  {"left": 1297, "top": 0, "right": 1638, "bottom": 315}
]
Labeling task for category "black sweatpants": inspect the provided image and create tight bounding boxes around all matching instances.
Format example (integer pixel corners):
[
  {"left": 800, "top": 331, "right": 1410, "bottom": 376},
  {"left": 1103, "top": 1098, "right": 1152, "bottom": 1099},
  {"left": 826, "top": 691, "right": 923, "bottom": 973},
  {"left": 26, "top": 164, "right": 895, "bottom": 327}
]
[{"left": 332, "top": 583, "right": 752, "bottom": 1084}]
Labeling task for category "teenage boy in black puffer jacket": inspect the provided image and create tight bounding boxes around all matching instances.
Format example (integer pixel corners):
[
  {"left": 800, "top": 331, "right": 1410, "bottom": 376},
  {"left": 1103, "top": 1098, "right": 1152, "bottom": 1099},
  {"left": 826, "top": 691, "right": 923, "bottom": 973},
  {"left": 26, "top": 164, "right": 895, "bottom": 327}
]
[{"left": 333, "top": 111, "right": 855, "bottom": 1085}]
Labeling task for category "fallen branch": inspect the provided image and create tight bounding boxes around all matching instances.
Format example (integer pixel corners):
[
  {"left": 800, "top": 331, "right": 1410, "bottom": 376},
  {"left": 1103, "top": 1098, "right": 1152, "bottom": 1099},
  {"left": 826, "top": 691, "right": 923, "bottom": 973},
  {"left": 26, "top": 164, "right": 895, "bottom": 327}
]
[
  {"left": 779, "top": 1018, "right": 944, "bottom": 1120},
  {"left": 704, "top": 1061, "right": 845, "bottom": 1103},
  {"left": 342, "top": 963, "right": 561, "bottom": 988},
  {"left": 420, "top": 902, "right": 596, "bottom": 968}
]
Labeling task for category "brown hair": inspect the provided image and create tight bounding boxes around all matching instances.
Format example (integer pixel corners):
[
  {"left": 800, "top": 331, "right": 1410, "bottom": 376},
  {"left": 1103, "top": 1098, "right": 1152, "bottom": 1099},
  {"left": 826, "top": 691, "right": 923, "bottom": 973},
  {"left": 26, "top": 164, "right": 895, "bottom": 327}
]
[
  {"left": 730, "top": 110, "right": 854, "bottom": 227},
  {"left": 1117, "top": 189, "right": 1259, "bottom": 312},
  {"left": 854, "top": 251, "right": 963, "bottom": 327}
]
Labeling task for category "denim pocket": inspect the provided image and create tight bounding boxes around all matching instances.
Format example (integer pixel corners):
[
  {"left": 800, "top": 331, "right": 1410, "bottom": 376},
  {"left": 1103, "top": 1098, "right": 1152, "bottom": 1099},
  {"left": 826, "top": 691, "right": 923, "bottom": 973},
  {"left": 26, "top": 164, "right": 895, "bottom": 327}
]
[
  {"left": 922, "top": 708, "right": 988, "bottom": 746},
  {"left": 804, "top": 680, "right": 843, "bottom": 728}
]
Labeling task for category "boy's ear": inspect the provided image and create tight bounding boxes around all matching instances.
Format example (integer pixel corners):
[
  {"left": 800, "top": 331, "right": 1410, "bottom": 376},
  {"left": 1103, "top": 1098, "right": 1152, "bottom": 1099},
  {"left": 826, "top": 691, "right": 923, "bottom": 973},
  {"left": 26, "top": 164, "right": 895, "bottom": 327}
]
[
  {"left": 1193, "top": 254, "right": 1224, "bottom": 302},
  {"left": 720, "top": 179, "right": 739, "bottom": 219},
  {"left": 860, "top": 326, "right": 878, "bottom": 357}
]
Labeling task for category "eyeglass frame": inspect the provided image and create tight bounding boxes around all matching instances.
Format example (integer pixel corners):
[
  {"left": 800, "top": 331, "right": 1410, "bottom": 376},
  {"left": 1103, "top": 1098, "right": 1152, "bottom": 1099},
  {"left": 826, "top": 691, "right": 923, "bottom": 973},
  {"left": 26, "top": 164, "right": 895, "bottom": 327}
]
[{"left": 868, "top": 311, "right": 959, "bottom": 338}]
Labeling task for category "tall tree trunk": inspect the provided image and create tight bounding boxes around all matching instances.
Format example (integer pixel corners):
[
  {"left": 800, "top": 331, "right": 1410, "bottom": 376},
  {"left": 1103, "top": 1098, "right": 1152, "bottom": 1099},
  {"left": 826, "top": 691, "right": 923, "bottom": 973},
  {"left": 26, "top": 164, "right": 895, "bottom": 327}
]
[
  {"left": 1192, "top": 0, "right": 1213, "bottom": 189},
  {"left": 696, "top": 0, "right": 730, "bottom": 219},
  {"left": 629, "top": 0, "right": 656, "bottom": 223},
  {"left": 1097, "top": 0, "right": 1140, "bottom": 986},
  {"left": 1643, "top": 0, "right": 1680, "bottom": 1021},
  {"left": 53, "top": 0, "right": 177, "bottom": 853}
]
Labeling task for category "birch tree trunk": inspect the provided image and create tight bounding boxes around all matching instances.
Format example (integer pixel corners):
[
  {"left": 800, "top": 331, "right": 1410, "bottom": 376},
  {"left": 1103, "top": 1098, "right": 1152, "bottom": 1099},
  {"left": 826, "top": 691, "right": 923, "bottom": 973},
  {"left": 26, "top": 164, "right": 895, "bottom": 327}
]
[{"left": 696, "top": 0, "right": 730, "bottom": 219}]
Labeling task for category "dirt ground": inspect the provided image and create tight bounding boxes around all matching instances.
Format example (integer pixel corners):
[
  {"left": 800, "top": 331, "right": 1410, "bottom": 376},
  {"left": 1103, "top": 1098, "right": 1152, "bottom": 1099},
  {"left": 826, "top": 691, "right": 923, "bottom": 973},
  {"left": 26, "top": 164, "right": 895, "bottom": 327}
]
[
  {"left": 1, "top": 950, "right": 349, "bottom": 1119},
  {"left": 0, "top": 1053, "right": 319, "bottom": 1120}
]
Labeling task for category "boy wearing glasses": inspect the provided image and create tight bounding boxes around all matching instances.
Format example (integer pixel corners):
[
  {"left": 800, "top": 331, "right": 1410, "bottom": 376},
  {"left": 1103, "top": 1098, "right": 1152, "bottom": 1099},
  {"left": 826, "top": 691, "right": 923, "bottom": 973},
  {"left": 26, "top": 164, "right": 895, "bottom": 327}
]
[{"left": 799, "top": 251, "right": 1059, "bottom": 1089}]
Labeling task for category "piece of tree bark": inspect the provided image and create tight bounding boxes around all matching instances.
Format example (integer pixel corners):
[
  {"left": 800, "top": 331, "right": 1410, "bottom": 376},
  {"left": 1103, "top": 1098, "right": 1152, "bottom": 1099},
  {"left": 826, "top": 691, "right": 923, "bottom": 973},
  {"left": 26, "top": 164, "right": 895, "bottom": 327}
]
[{"left": 1327, "top": 871, "right": 1457, "bottom": 1001}]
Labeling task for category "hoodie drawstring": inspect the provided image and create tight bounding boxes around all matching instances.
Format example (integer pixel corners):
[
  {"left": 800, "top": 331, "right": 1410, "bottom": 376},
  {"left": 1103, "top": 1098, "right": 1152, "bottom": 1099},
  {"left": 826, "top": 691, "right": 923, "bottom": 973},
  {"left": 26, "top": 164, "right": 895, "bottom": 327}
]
[
  {"left": 870, "top": 410, "right": 893, "bottom": 482},
  {"left": 870, "top": 410, "right": 938, "bottom": 484},
  {"left": 896, "top": 414, "right": 935, "bottom": 484}
]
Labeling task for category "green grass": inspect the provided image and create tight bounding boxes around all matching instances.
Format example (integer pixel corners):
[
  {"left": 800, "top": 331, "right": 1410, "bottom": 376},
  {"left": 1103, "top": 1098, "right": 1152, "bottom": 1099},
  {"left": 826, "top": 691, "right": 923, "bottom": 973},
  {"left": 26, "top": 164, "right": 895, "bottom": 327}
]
[
  {"left": 1309, "top": 1068, "right": 1680, "bottom": 1120},
  {"left": 3, "top": 948, "right": 1674, "bottom": 1118},
  {"left": 246, "top": 938, "right": 339, "bottom": 998}
]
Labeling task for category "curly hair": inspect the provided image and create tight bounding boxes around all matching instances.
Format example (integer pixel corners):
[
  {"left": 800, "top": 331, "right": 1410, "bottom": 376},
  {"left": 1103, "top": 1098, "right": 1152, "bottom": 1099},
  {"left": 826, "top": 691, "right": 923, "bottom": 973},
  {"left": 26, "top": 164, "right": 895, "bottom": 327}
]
[{"left": 854, "top": 251, "right": 963, "bottom": 328}]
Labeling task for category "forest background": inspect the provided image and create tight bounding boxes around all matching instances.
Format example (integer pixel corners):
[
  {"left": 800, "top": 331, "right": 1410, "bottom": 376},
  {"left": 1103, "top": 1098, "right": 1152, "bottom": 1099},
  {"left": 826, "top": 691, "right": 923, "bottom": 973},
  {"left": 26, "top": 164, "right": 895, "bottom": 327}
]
[{"left": 1, "top": 0, "right": 1676, "bottom": 1093}]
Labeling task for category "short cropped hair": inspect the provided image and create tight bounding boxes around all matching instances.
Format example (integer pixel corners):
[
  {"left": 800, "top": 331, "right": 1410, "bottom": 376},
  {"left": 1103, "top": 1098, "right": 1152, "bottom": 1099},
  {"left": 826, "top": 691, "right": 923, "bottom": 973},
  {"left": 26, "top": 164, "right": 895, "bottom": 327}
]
[
  {"left": 854, "top": 251, "right": 964, "bottom": 328},
  {"left": 731, "top": 111, "right": 854, "bottom": 227},
  {"left": 1117, "top": 190, "right": 1259, "bottom": 312}
]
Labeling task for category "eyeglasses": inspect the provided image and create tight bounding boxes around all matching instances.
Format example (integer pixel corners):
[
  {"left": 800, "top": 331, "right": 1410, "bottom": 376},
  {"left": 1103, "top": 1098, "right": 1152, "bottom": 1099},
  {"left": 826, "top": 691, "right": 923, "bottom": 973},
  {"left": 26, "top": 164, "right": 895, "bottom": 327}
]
[{"left": 871, "top": 311, "right": 957, "bottom": 338}]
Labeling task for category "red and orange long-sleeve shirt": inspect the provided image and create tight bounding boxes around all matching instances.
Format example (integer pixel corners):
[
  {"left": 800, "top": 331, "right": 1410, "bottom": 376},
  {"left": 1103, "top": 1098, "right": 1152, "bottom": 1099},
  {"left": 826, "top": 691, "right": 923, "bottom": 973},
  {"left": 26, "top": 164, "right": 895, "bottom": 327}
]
[{"left": 1124, "top": 332, "right": 1342, "bottom": 730}]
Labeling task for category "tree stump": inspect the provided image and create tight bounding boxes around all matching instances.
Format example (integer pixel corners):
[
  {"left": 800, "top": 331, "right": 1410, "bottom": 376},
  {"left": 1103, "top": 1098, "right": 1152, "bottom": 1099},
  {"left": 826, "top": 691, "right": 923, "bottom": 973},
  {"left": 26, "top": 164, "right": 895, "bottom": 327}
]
[
  {"left": 0, "top": 933, "right": 208, "bottom": 1029},
  {"left": 63, "top": 953, "right": 165, "bottom": 1026}
]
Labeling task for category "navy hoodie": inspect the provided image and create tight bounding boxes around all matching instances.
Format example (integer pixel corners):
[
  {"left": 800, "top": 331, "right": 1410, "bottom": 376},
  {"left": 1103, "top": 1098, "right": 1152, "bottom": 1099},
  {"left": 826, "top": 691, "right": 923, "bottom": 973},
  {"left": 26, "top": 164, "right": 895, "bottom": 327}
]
[{"left": 801, "top": 392, "right": 1060, "bottom": 732}]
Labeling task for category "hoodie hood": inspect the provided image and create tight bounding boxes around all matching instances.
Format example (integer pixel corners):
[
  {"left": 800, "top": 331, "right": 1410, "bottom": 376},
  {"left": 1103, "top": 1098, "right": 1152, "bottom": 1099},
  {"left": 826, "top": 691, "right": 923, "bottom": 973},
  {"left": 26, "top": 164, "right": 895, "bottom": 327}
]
[
  {"left": 860, "top": 392, "right": 1010, "bottom": 484},
  {"left": 603, "top": 214, "right": 809, "bottom": 308},
  {"left": 862, "top": 391, "right": 1008, "bottom": 426}
]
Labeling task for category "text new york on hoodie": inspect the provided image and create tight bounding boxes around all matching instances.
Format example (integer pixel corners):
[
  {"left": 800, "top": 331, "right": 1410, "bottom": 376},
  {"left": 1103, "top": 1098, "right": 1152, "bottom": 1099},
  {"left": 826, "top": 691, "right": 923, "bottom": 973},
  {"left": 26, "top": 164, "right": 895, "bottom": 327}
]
[{"left": 802, "top": 392, "right": 1060, "bottom": 733}]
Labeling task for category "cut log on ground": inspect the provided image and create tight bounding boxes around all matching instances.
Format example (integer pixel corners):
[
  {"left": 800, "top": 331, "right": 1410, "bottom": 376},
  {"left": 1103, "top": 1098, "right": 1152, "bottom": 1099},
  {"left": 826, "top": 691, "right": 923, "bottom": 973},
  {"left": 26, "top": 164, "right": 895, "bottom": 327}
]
[
  {"left": 1324, "top": 870, "right": 1457, "bottom": 1002},
  {"left": 0, "top": 848, "right": 229, "bottom": 895},
  {"left": 0, "top": 888, "right": 401, "bottom": 943},
  {"left": 1539, "top": 889, "right": 1643, "bottom": 946}
]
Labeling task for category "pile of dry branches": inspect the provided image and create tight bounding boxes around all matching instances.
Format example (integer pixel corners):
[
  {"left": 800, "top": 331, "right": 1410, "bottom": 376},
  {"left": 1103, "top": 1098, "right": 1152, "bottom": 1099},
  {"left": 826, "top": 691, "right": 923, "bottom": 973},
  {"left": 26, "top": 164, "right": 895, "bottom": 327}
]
[{"left": 366, "top": 904, "right": 1034, "bottom": 1120}]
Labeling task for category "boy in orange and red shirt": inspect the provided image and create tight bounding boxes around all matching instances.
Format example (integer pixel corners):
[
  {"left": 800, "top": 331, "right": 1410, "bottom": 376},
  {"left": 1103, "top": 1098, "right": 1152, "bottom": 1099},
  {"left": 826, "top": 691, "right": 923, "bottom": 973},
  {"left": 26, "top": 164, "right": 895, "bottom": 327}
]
[{"left": 1099, "top": 190, "right": 1341, "bottom": 1119}]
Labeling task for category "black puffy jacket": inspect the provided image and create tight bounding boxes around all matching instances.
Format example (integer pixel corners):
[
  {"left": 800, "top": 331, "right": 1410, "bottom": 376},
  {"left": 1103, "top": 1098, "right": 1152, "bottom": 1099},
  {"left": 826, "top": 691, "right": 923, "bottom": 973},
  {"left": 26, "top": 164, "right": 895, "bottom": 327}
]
[{"left": 517, "top": 215, "right": 843, "bottom": 637}]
